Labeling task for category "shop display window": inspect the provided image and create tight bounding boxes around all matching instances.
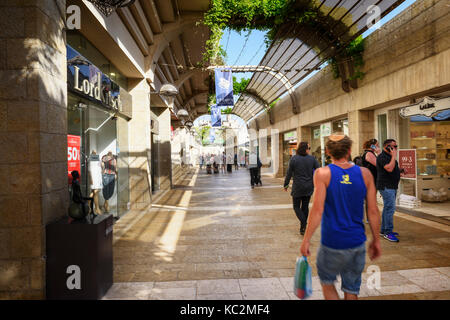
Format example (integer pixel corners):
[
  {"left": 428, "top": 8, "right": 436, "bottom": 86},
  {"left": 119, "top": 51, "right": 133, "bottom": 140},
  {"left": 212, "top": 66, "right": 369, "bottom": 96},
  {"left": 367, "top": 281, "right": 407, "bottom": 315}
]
[
  {"left": 410, "top": 121, "right": 450, "bottom": 176},
  {"left": 68, "top": 94, "right": 130, "bottom": 218}
]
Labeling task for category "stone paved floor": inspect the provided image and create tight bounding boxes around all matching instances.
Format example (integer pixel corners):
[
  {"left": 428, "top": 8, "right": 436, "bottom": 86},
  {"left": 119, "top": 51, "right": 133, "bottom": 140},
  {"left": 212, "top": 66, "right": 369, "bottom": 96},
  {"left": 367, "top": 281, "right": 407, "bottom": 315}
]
[{"left": 108, "top": 167, "right": 450, "bottom": 300}]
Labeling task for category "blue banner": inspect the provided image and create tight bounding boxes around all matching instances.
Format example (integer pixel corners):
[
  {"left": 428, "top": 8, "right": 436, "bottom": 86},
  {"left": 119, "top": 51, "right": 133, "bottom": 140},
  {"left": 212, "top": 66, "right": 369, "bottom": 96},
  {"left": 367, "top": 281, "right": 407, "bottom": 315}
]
[
  {"left": 215, "top": 68, "right": 234, "bottom": 106},
  {"left": 210, "top": 104, "right": 222, "bottom": 127},
  {"left": 209, "top": 128, "right": 215, "bottom": 144}
]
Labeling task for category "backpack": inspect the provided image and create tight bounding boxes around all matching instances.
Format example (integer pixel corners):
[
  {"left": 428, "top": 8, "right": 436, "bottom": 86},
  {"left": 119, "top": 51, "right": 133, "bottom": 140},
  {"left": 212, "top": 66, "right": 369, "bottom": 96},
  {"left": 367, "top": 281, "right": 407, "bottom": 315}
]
[{"left": 353, "top": 155, "right": 364, "bottom": 166}]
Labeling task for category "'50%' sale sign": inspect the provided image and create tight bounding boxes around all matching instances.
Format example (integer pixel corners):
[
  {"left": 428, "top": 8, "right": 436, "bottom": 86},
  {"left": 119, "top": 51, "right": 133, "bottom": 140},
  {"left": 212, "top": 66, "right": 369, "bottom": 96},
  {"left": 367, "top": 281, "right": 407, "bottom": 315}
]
[{"left": 68, "top": 135, "right": 81, "bottom": 184}]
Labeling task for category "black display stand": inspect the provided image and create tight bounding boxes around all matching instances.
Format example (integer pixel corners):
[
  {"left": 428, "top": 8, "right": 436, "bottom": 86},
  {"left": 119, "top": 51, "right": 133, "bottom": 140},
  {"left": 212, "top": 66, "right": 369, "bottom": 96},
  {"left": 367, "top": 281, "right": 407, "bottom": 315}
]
[{"left": 46, "top": 214, "right": 113, "bottom": 300}]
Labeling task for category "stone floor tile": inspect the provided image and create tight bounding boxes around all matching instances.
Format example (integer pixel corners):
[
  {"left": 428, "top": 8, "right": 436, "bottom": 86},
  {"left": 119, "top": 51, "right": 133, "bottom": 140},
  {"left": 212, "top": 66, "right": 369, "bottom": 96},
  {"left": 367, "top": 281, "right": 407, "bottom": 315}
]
[
  {"left": 153, "top": 280, "right": 197, "bottom": 289},
  {"left": 408, "top": 274, "right": 450, "bottom": 291},
  {"left": 241, "top": 287, "right": 290, "bottom": 300},
  {"left": 103, "top": 282, "right": 154, "bottom": 300},
  {"left": 238, "top": 277, "right": 283, "bottom": 289},
  {"left": 397, "top": 268, "right": 442, "bottom": 279},
  {"left": 197, "top": 279, "right": 241, "bottom": 295},
  {"left": 149, "top": 287, "right": 197, "bottom": 300},
  {"left": 376, "top": 284, "right": 425, "bottom": 296},
  {"left": 197, "top": 293, "right": 244, "bottom": 300},
  {"left": 433, "top": 267, "right": 450, "bottom": 277}
]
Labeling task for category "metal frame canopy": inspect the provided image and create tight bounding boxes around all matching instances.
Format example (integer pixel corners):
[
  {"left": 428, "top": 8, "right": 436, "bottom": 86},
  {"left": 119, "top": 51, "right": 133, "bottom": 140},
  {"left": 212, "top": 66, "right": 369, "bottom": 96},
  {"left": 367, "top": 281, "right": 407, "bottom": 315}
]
[{"left": 231, "top": 0, "right": 406, "bottom": 122}]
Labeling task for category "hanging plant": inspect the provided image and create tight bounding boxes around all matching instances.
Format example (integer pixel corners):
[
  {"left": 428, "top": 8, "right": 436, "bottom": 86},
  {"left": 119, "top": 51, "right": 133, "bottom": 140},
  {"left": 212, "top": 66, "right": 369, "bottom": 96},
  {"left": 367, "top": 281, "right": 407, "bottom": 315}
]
[
  {"left": 329, "top": 36, "right": 366, "bottom": 81},
  {"left": 202, "top": 0, "right": 318, "bottom": 63},
  {"left": 201, "top": 0, "right": 366, "bottom": 87}
]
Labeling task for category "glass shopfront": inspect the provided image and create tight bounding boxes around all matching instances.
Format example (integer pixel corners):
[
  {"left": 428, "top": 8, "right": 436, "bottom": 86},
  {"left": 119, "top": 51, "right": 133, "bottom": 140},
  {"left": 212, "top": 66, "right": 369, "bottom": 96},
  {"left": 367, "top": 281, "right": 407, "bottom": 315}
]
[
  {"left": 282, "top": 130, "right": 297, "bottom": 175},
  {"left": 67, "top": 34, "right": 132, "bottom": 219},
  {"left": 310, "top": 118, "right": 348, "bottom": 166}
]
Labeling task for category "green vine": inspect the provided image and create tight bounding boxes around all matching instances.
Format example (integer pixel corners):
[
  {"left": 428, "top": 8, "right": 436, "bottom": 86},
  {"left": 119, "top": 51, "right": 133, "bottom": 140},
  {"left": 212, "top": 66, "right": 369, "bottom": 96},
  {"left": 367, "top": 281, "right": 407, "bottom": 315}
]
[
  {"left": 202, "top": 0, "right": 318, "bottom": 63},
  {"left": 202, "top": 1, "right": 367, "bottom": 86},
  {"left": 266, "top": 98, "right": 280, "bottom": 112},
  {"left": 329, "top": 36, "right": 366, "bottom": 81},
  {"left": 233, "top": 77, "right": 250, "bottom": 95}
]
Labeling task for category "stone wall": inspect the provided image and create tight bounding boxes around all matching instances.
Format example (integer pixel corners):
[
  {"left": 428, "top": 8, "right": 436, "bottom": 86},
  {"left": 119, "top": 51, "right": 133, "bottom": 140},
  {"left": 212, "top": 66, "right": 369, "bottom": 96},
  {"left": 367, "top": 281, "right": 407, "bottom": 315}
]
[{"left": 0, "top": 0, "right": 67, "bottom": 299}]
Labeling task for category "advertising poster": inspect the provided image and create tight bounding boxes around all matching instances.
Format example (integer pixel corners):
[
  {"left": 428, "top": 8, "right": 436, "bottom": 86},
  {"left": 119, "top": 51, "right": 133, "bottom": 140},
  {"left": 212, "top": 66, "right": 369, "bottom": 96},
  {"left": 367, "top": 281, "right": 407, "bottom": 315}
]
[
  {"left": 399, "top": 149, "right": 417, "bottom": 179},
  {"left": 67, "top": 135, "right": 81, "bottom": 185},
  {"left": 215, "top": 68, "right": 234, "bottom": 106}
]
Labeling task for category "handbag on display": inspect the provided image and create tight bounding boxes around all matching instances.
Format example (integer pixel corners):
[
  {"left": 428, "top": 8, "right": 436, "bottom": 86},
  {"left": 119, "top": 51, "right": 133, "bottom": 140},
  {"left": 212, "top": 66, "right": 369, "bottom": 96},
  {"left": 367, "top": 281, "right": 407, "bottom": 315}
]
[{"left": 294, "top": 256, "right": 312, "bottom": 299}]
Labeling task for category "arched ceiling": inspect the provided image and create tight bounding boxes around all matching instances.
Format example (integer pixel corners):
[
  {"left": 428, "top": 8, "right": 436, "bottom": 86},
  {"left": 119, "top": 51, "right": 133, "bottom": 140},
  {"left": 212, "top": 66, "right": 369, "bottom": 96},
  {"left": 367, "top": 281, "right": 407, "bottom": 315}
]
[
  {"left": 232, "top": 0, "right": 407, "bottom": 122},
  {"left": 107, "top": 0, "right": 407, "bottom": 125},
  {"left": 112, "top": 0, "right": 211, "bottom": 124}
]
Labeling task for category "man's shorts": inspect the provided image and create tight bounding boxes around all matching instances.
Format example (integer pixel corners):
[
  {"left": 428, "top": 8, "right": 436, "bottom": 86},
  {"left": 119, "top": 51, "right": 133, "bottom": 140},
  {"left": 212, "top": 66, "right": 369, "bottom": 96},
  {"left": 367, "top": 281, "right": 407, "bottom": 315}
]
[{"left": 316, "top": 243, "right": 366, "bottom": 295}]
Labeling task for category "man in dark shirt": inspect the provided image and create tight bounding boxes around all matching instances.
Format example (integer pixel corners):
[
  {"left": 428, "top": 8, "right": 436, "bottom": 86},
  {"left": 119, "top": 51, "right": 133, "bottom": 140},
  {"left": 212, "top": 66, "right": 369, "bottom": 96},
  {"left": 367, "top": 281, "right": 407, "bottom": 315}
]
[
  {"left": 284, "top": 142, "right": 320, "bottom": 235},
  {"left": 376, "top": 139, "right": 401, "bottom": 242}
]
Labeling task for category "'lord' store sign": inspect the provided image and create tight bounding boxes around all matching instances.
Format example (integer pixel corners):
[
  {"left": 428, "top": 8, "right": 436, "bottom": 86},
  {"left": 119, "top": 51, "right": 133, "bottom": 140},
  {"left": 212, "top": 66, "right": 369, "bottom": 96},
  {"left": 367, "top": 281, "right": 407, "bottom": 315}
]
[{"left": 66, "top": 45, "right": 132, "bottom": 118}]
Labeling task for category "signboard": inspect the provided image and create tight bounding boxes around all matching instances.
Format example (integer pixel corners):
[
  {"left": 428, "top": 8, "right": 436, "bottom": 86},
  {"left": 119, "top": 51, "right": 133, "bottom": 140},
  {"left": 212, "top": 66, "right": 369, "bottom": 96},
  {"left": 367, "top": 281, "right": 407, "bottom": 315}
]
[
  {"left": 215, "top": 68, "right": 234, "bottom": 106},
  {"left": 67, "top": 135, "right": 81, "bottom": 185},
  {"left": 67, "top": 45, "right": 132, "bottom": 118},
  {"left": 320, "top": 122, "right": 331, "bottom": 137},
  {"left": 399, "top": 149, "right": 417, "bottom": 179},
  {"left": 313, "top": 128, "right": 320, "bottom": 139},
  {"left": 399, "top": 96, "right": 450, "bottom": 118},
  {"left": 284, "top": 131, "right": 297, "bottom": 141},
  {"left": 210, "top": 104, "right": 222, "bottom": 127}
]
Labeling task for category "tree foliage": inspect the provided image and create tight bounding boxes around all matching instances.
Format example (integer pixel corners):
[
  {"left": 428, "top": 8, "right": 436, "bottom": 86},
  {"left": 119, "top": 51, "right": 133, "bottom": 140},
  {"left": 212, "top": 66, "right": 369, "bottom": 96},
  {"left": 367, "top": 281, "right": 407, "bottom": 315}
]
[{"left": 233, "top": 76, "right": 250, "bottom": 95}]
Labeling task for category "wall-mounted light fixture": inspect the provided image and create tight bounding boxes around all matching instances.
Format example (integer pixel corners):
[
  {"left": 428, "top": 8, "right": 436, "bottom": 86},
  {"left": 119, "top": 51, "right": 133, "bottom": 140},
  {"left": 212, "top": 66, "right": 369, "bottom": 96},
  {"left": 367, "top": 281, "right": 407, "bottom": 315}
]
[{"left": 87, "top": 0, "right": 136, "bottom": 17}]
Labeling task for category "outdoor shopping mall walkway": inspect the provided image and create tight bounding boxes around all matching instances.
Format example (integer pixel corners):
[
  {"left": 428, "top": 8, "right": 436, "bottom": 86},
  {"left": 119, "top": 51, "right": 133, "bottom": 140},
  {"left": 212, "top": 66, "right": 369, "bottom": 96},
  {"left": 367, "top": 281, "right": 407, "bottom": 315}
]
[{"left": 105, "top": 168, "right": 450, "bottom": 300}]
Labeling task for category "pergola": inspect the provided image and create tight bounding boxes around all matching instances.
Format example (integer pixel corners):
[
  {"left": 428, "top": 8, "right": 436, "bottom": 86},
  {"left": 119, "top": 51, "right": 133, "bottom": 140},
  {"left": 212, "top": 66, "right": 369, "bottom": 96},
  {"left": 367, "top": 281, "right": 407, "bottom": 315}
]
[{"left": 231, "top": 0, "right": 407, "bottom": 122}]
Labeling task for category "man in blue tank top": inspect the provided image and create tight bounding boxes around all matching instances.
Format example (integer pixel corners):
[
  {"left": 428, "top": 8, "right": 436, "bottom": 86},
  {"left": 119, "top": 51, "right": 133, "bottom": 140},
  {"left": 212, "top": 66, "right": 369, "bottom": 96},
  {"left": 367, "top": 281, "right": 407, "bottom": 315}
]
[{"left": 300, "top": 135, "right": 382, "bottom": 300}]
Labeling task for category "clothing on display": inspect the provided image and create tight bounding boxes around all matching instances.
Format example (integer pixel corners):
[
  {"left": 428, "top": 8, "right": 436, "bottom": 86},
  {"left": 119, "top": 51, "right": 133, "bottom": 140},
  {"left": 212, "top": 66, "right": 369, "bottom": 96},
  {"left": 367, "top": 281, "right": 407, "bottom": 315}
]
[
  {"left": 102, "top": 153, "right": 117, "bottom": 201},
  {"left": 89, "top": 153, "right": 103, "bottom": 190}
]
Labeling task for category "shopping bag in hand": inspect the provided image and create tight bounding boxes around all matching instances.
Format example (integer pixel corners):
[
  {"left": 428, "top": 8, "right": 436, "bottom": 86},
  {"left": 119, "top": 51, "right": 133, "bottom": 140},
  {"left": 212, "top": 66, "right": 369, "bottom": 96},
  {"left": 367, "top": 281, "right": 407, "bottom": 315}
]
[{"left": 294, "top": 256, "right": 312, "bottom": 299}]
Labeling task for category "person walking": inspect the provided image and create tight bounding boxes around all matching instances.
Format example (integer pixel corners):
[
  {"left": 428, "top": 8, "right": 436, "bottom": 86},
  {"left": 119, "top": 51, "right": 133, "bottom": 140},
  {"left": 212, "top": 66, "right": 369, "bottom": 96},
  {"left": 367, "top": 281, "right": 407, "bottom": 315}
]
[
  {"left": 199, "top": 154, "right": 204, "bottom": 170},
  {"left": 361, "top": 139, "right": 380, "bottom": 222},
  {"left": 248, "top": 151, "right": 260, "bottom": 189},
  {"left": 377, "top": 139, "right": 401, "bottom": 242},
  {"left": 300, "top": 135, "right": 381, "bottom": 300},
  {"left": 284, "top": 142, "right": 320, "bottom": 235},
  {"left": 234, "top": 153, "right": 239, "bottom": 170},
  {"left": 221, "top": 152, "right": 226, "bottom": 173}
]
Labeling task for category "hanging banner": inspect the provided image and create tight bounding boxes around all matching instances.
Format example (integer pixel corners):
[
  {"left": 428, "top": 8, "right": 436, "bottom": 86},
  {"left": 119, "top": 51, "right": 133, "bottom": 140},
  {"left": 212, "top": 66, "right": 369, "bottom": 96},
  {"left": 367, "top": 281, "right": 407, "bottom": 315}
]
[
  {"left": 215, "top": 68, "right": 234, "bottom": 106},
  {"left": 67, "top": 135, "right": 81, "bottom": 185},
  {"left": 399, "top": 149, "right": 417, "bottom": 179},
  {"left": 211, "top": 104, "right": 222, "bottom": 127},
  {"left": 209, "top": 128, "right": 216, "bottom": 144}
]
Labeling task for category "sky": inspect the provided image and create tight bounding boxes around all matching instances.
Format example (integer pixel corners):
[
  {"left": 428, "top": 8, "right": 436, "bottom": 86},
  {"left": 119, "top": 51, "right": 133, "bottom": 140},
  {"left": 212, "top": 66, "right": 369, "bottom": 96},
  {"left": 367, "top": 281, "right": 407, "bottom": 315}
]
[{"left": 197, "top": 0, "right": 417, "bottom": 125}]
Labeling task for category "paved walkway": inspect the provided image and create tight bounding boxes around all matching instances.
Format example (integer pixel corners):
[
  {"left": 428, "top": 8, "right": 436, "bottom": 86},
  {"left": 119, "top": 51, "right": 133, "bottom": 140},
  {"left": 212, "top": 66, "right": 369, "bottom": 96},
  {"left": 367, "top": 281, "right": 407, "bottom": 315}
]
[{"left": 106, "top": 167, "right": 450, "bottom": 300}]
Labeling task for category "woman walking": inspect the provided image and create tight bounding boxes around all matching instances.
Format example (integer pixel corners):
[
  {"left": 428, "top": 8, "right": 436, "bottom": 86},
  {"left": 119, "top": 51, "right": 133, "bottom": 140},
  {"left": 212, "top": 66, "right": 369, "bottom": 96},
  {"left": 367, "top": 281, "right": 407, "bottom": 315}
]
[
  {"left": 284, "top": 142, "right": 320, "bottom": 235},
  {"left": 362, "top": 139, "right": 380, "bottom": 222}
]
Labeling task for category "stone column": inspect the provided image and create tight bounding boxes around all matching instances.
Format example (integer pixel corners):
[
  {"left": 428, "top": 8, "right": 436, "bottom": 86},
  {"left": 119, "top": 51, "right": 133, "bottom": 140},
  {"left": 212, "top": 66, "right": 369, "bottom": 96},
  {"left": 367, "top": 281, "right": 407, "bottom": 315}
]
[
  {"left": 298, "top": 126, "right": 311, "bottom": 144},
  {"left": 348, "top": 110, "right": 375, "bottom": 159},
  {"left": 0, "top": 1, "right": 67, "bottom": 299},
  {"left": 158, "top": 108, "right": 172, "bottom": 191},
  {"left": 127, "top": 79, "right": 152, "bottom": 210}
]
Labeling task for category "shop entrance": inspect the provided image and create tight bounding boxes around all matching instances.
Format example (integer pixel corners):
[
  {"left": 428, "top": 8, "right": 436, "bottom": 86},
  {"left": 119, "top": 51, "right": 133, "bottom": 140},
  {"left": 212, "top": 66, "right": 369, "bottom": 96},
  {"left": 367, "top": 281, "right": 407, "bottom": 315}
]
[{"left": 68, "top": 94, "right": 129, "bottom": 218}]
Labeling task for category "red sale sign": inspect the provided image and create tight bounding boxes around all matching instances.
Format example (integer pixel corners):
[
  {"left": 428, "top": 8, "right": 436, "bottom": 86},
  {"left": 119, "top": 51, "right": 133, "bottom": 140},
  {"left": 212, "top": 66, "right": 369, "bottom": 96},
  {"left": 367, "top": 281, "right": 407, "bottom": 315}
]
[
  {"left": 399, "top": 149, "right": 416, "bottom": 179},
  {"left": 67, "top": 135, "right": 81, "bottom": 185}
]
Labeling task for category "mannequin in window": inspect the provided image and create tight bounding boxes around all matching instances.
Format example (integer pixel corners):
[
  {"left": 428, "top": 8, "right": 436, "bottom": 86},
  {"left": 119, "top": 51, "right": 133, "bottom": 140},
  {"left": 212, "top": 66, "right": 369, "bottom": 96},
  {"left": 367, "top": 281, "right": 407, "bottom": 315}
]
[
  {"left": 101, "top": 151, "right": 117, "bottom": 213},
  {"left": 88, "top": 150, "right": 103, "bottom": 214}
]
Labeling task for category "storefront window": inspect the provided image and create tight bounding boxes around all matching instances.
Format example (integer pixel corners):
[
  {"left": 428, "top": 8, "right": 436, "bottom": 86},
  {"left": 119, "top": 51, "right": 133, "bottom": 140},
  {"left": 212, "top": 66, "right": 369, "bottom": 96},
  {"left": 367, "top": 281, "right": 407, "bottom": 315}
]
[
  {"left": 68, "top": 94, "right": 126, "bottom": 217},
  {"left": 282, "top": 131, "right": 297, "bottom": 175},
  {"left": 378, "top": 114, "right": 387, "bottom": 144},
  {"left": 67, "top": 31, "right": 128, "bottom": 90}
]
